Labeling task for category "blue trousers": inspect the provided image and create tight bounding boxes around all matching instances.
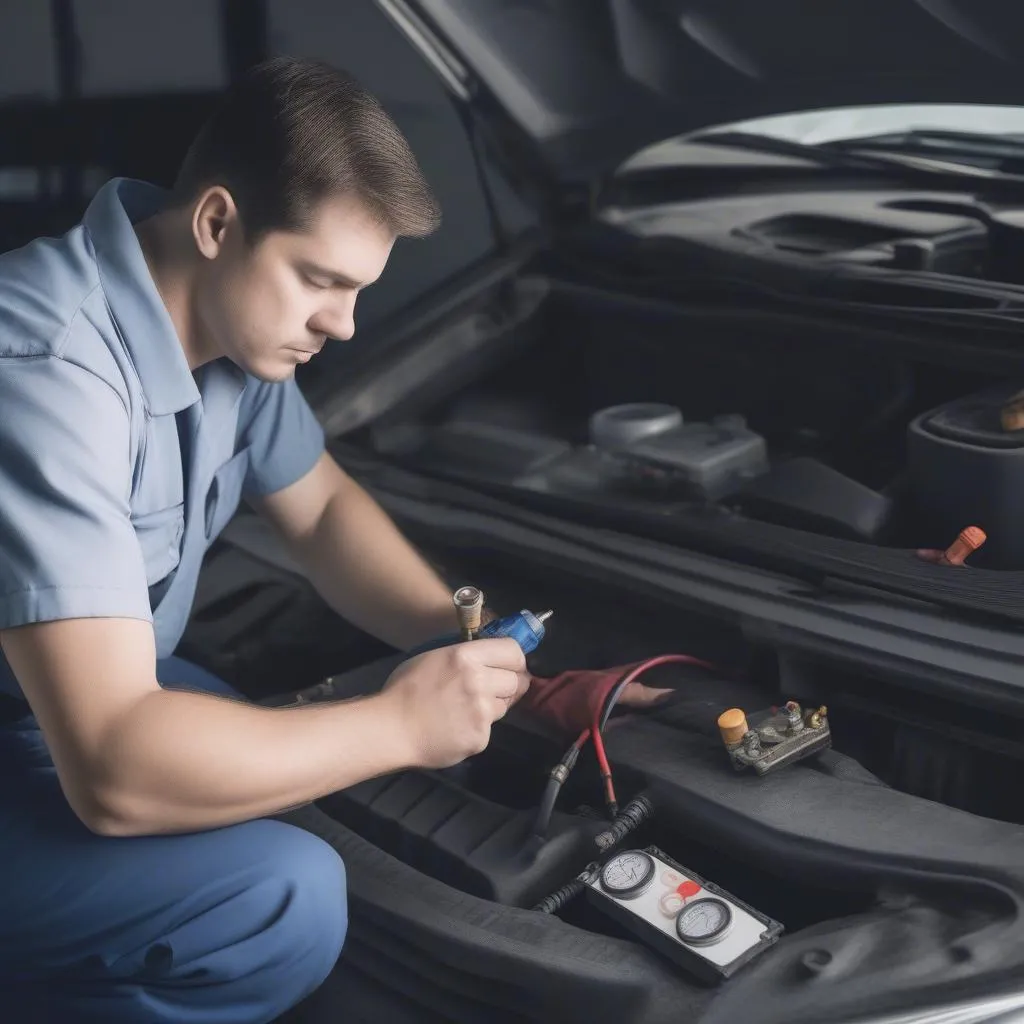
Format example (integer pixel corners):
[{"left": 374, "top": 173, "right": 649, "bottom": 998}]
[{"left": 0, "top": 657, "right": 348, "bottom": 1023}]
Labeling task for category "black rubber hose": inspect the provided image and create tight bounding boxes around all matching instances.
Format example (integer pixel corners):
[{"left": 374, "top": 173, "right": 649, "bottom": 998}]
[
  {"left": 531, "top": 744, "right": 581, "bottom": 838},
  {"left": 533, "top": 868, "right": 596, "bottom": 914},
  {"left": 531, "top": 776, "right": 564, "bottom": 839},
  {"left": 533, "top": 795, "right": 656, "bottom": 913},
  {"left": 593, "top": 794, "right": 655, "bottom": 851}
]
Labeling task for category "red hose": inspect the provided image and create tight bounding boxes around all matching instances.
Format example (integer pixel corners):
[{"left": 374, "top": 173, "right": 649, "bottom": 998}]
[{"left": 593, "top": 653, "right": 719, "bottom": 816}]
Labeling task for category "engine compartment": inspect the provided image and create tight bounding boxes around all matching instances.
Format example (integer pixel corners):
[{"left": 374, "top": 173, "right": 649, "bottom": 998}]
[
  {"left": 187, "top": 262, "right": 1024, "bottom": 1020},
  {"left": 362, "top": 282, "right": 1024, "bottom": 572},
  {"left": 314, "top": 651, "right": 880, "bottom": 935},
  {"left": 182, "top": 494, "right": 1024, "bottom": 1022},
  {"left": 189, "top": 542, "right": 1024, "bottom": 1023}
]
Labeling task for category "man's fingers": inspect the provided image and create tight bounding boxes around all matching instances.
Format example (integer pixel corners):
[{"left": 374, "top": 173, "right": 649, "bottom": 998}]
[
  {"left": 491, "top": 671, "right": 532, "bottom": 721},
  {"left": 459, "top": 636, "right": 527, "bottom": 673},
  {"left": 487, "top": 669, "right": 530, "bottom": 703},
  {"left": 509, "top": 670, "right": 531, "bottom": 704},
  {"left": 618, "top": 682, "right": 673, "bottom": 708}
]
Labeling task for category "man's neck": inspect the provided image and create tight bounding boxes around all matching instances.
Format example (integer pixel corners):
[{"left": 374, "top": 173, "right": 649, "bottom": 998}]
[{"left": 134, "top": 214, "right": 215, "bottom": 371}]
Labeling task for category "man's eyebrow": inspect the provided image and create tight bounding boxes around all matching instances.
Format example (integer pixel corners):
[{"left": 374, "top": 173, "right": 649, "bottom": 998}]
[{"left": 302, "top": 262, "right": 366, "bottom": 289}]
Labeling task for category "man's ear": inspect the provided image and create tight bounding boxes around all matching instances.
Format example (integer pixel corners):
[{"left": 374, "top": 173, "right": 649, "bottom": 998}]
[{"left": 191, "top": 186, "right": 239, "bottom": 260}]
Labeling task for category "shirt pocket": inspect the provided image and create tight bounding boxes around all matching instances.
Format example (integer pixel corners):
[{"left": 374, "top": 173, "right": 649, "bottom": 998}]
[
  {"left": 205, "top": 449, "right": 250, "bottom": 542},
  {"left": 130, "top": 503, "right": 185, "bottom": 586}
]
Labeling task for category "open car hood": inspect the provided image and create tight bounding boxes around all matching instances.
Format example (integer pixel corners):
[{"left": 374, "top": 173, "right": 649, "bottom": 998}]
[{"left": 383, "top": 0, "right": 1024, "bottom": 182}]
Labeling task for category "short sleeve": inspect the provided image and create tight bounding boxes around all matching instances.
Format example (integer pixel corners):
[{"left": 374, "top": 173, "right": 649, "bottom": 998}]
[
  {"left": 236, "top": 376, "right": 326, "bottom": 497},
  {"left": 0, "top": 356, "right": 152, "bottom": 630}
]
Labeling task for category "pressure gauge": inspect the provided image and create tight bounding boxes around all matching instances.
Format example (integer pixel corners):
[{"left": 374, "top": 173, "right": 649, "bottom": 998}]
[
  {"left": 600, "top": 850, "right": 655, "bottom": 898},
  {"left": 584, "top": 846, "right": 783, "bottom": 982},
  {"left": 675, "top": 897, "right": 733, "bottom": 946}
]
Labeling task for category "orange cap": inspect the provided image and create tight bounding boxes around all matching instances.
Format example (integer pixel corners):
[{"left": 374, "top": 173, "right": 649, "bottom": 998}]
[
  {"left": 942, "top": 526, "right": 986, "bottom": 566},
  {"left": 1001, "top": 392, "right": 1024, "bottom": 432},
  {"left": 718, "top": 708, "right": 749, "bottom": 746}
]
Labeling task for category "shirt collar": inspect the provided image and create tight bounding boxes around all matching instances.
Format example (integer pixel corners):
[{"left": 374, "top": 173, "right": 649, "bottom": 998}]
[{"left": 85, "top": 178, "right": 201, "bottom": 416}]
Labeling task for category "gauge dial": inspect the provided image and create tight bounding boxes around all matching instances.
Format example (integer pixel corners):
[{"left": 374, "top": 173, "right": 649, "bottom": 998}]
[
  {"left": 675, "top": 898, "right": 733, "bottom": 946},
  {"left": 600, "top": 851, "right": 655, "bottom": 898}
]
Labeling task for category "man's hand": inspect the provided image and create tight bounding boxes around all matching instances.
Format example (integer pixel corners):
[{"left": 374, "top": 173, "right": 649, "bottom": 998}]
[
  {"left": 617, "top": 682, "right": 673, "bottom": 708},
  {"left": 380, "top": 638, "right": 530, "bottom": 769}
]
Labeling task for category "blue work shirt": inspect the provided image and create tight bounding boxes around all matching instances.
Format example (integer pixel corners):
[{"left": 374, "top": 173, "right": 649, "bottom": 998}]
[{"left": 0, "top": 178, "right": 325, "bottom": 698}]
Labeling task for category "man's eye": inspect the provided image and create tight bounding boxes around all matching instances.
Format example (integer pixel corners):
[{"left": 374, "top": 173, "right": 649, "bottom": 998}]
[{"left": 306, "top": 275, "right": 333, "bottom": 290}]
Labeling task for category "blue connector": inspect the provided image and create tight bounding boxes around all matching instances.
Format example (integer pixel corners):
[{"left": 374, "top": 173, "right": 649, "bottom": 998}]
[
  {"left": 409, "top": 608, "right": 552, "bottom": 657},
  {"left": 477, "top": 609, "right": 551, "bottom": 655}
]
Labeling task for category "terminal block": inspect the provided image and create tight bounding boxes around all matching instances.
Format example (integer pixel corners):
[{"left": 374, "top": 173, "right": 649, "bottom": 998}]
[{"left": 717, "top": 701, "right": 831, "bottom": 776}]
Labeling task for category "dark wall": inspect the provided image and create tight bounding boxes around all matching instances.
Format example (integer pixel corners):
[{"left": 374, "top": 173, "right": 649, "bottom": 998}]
[{"left": 0, "top": 0, "right": 535, "bottom": 335}]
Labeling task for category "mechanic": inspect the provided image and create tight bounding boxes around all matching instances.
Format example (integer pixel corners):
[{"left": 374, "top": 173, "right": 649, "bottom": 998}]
[{"left": 0, "top": 57, "right": 535, "bottom": 1024}]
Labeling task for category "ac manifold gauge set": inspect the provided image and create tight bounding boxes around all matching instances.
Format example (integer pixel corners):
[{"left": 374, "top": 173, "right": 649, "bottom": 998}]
[
  {"left": 431, "top": 586, "right": 832, "bottom": 985},
  {"left": 537, "top": 693, "right": 832, "bottom": 982},
  {"left": 580, "top": 846, "right": 783, "bottom": 983}
]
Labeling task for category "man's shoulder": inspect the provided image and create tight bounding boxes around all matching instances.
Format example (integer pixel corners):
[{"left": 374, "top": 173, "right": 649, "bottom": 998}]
[
  {"left": 0, "top": 225, "right": 102, "bottom": 359},
  {"left": 0, "top": 226, "right": 129, "bottom": 403}
]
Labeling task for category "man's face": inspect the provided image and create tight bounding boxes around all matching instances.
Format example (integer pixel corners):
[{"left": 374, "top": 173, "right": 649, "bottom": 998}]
[{"left": 197, "top": 192, "right": 395, "bottom": 382}]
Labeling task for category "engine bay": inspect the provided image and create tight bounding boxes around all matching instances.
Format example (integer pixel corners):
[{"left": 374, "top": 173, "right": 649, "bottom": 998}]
[
  {"left": 306, "top": 636, "right": 855, "bottom": 954},
  {"left": 359, "top": 281, "right": 1024, "bottom": 576},
  {"left": 197, "top": 217, "right": 1024, "bottom": 1019},
  {"left": 184, "top": 527, "right": 1024, "bottom": 1022}
]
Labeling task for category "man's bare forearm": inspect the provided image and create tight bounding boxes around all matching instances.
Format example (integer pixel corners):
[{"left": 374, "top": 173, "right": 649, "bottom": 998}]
[
  {"left": 91, "top": 687, "right": 414, "bottom": 836},
  {"left": 286, "top": 474, "right": 459, "bottom": 649}
]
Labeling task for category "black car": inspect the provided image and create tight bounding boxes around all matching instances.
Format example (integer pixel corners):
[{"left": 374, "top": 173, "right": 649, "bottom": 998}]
[{"left": 9, "top": 3, "right": 1024, "bottom": 1022}]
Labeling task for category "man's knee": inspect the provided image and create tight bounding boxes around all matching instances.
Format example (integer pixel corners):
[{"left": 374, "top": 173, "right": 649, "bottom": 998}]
[
  {"left": 194, "top": 820, "right": 348, "bottom": 1020},
  {"left": 4, "top": 820, "right": 349, "bottom": 1024},
  {"left": 254, "top": 821, "right": 349, "bottom": 1001}
]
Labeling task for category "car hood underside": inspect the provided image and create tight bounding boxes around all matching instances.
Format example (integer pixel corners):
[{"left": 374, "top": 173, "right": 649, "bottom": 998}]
[{"left": 392, "top": 0, "right": 1024, "bottom": 180}]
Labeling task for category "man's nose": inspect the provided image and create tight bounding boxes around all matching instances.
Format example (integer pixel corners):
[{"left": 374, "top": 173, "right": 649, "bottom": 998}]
[{"left": 311, "top": 299, "right": 355, "bottom": 342}]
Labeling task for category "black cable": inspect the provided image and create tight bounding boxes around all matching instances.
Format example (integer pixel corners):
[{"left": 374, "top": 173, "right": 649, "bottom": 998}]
[
  {"left": 533, "top": 876, "right": 587, "bottom": 914},
  {"left": 532, "top": 779, "right": 561, "bottom": 840},
  {"left": 533, "top": 795, "right": 656, "bottom": 913},
  {"left": 599, "top": 672, "right": 634, "bottom": 732},
  {"left": 533, "top": 665, "right": 640, "bottom": 838},
  {"left": 593, "top": 794, "right": 655, "bottom": 852},
  {"left": 531, "top": 742, "right": 581, "bottom": 838},
  {"left": 533, "top": 863, "right": 598, "bottom": 914}
]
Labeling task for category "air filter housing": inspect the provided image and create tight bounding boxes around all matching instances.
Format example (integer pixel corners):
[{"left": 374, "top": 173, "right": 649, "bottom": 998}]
[{"left": 908, "top": 386, "right": 1024, "bottom": 568}]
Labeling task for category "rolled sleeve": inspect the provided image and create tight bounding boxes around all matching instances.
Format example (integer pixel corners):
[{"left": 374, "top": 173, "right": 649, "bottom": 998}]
[
  {"left": 0, "top": 356, "right": 152, "bottom": 630},
  {"left": 237, "top": 376, "right": 326, "bottom": 497}
]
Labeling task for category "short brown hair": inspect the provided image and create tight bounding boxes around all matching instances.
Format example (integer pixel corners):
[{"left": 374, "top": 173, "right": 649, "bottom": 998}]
[{"left": 172, "top": 56, "right": 441, "bottom": 242}]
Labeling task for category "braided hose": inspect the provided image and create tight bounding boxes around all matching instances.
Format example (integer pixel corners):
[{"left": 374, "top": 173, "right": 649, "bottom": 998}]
[
  {"left": 594, "top": 794, "right": 655, "bottom": 851},
  {"left": 533, "top": 868, "right": 595, "bottom": 914}
]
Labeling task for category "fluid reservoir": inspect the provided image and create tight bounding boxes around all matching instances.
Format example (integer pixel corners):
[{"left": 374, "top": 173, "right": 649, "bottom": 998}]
[{"left": 589, "top": 403, "right": 685, "bottom": 449}]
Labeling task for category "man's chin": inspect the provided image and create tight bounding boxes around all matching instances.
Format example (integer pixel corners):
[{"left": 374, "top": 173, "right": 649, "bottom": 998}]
[
  {"left": 259, "top": 368, "right": 297, "bottom": 384},
  {"left": 242, "top": 357, "right": 298, "bottom": 385}
]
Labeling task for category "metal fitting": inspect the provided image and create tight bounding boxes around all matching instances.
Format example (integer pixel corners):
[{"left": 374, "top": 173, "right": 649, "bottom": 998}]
[{"left": 453, "top": 586, "right": 485, "bottom": 640}]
